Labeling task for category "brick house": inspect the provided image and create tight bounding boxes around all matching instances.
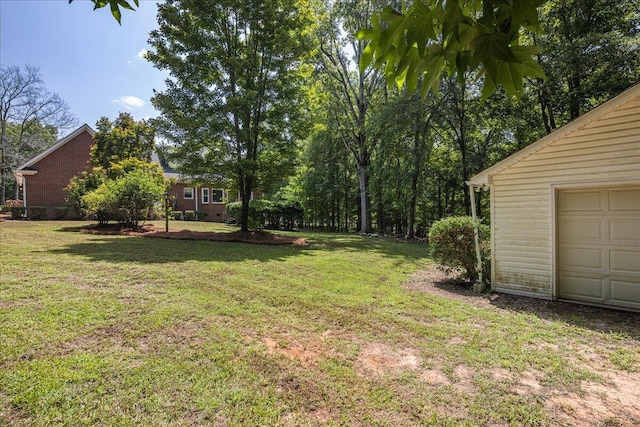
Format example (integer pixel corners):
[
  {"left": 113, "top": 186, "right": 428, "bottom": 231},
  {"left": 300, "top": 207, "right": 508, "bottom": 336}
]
[
  {"left": 13, "top": 124, "right": 94, "bottom": 218},
  {"left": 13, "top": 124, "right": 231, "bottom": 221}
]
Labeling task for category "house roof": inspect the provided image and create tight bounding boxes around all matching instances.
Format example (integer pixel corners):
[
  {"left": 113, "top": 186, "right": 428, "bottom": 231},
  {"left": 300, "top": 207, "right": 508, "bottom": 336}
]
[
  {"left": 469, "top": 82, "right": 640, "bottom": 186},
  {"left": 14, "top": 123, "right": 95, "bottom": 172},
  {"left": 151, "top": 151, "right": 181, "bottom": 179}
]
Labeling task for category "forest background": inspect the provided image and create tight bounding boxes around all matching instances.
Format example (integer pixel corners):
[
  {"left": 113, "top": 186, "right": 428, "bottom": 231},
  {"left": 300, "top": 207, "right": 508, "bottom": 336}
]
[{"left": 2, "top": 0, "right": 639, "bottom": 237}]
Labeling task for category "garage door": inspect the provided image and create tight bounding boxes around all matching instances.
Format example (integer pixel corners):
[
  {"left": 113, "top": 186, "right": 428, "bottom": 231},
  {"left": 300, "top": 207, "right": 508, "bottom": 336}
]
[{"left": 557, "top": 186, "right": 640, "bottom": 310}]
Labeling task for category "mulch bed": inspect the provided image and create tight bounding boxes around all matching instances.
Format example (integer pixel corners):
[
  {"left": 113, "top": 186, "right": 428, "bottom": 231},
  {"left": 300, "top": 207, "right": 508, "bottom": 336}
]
[{"left": 68, "top": 223, "right": 307, "bottom": 246}]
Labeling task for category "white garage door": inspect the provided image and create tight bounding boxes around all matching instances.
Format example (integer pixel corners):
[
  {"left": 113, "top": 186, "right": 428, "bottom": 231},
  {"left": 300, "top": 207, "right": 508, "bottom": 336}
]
[{"left": 558, "top": 186, "right": 640, "bottom": 310}]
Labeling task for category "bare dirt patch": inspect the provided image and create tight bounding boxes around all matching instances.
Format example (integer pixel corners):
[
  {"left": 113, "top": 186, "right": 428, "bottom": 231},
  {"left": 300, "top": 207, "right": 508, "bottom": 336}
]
[
  {"left": 65, "top": 223, "right": 307, "bottom": 245},
  {"left": 406, "top": 266, "right": 640, "bottom": 426},
  {"left": 354, "top": 343, "right": 421, "bottom": 378},
  {"left": 264, "top": 338, "right": 321, "bottom": 367}
]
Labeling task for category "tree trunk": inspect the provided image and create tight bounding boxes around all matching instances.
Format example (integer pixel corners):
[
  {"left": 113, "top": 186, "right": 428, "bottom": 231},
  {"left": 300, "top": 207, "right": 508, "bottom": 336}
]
[{"left": 357, "top": 163, "right": 370, "bottom": 234}]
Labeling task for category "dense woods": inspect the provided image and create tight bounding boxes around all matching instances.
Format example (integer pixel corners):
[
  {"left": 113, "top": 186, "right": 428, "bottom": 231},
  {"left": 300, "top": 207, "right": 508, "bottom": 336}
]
[{"left": 269, "top": 0, "right": 640, "bottom": 235}]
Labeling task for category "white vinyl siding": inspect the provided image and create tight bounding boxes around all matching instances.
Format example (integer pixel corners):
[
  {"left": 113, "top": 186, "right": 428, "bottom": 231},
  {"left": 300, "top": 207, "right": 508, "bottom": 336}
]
[{"left": 489, "top": 96, "right": 640, "bottom": 299}]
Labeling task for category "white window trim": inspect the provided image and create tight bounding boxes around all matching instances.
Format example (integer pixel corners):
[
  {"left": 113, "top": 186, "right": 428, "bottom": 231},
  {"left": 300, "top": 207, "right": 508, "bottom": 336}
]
[
  {"left": 212, "top": 189, "right": 225, "bottom": 204},
  {"left": 201, "top": 188, "right": 210, "bottom": 204},
  {"left": 183, "top": 187, "right": 194, "bottom": 200}
]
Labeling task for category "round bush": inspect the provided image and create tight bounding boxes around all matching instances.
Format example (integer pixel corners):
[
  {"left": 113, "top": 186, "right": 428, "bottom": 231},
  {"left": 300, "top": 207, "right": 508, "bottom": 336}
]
[{"left": 428, "top": 216, "right": 490, "bottom": 282}]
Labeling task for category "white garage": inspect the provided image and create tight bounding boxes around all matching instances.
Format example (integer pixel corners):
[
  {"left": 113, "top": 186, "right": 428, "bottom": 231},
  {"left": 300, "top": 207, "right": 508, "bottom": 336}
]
[{"left": 469, "top": 83, "right": 640, "bottom": 311}]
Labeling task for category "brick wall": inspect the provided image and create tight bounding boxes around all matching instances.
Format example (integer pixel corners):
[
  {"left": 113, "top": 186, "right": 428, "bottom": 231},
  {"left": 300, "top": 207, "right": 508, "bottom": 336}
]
[
  {"left": 24, "top": 130, "right": 93, "bottom": 214},
  {"left": 170, "top": 183, "right": 228, "bottom": 222}
]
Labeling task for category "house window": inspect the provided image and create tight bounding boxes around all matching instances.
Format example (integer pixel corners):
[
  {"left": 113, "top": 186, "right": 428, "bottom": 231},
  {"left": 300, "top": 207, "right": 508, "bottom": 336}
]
[
  {"left": 201, "top": 188, "right": 209, "bottom": 204},
  {"left": 183, "top": 187, "right": 194, "bottom": 199},
  {"left": 212, "top": 189, "right": 224, "bottom": 203}
]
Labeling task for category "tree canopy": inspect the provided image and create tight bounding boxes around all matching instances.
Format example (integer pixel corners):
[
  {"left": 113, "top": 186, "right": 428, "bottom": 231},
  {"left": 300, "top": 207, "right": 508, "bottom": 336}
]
[
  {"left": 90, "top": 112, "right": 155, "bottom": 170},
  {"left": 67, "top": 0, "right": 139, "bottom": 24},
  {"left": 357, "top": 0, "right": 546, "bottom": 98},
  {"left": 0, "top": 65, "right": 76, "bottom": 203},
  {"left": 147, "top": 0, "right": 316, "bottom": 231}
]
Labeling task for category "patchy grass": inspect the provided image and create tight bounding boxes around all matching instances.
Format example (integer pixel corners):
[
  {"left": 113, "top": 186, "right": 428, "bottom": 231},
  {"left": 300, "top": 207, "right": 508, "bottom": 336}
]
[{"left": 1, "top": 220, "right": 639, "bottom": 426}]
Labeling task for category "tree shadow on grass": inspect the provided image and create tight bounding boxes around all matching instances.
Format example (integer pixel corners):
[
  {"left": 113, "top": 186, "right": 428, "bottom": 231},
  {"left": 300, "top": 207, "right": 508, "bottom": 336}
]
[
  {"left": 47, "top": 233, "right": 310, "bottom": 264},
  {"left": 428, "top": 274, "right": 640, "bottom": 341},
  {"left": 49, "top": 227, "right": 428, "bottom": 265}
]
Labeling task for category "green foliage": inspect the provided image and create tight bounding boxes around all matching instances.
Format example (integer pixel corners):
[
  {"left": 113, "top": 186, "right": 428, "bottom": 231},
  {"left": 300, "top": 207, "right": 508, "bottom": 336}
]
[
  {"left": 226, "top": 199, "right": 303, "bottom": 231},
  {"left": 9, "top": 206, "right": 26, "bottom": 219},
  {"left": 170, "top": 210, "right": 183, "bottom": 220},
  {"left": 27, "top": 206, "right": 48, "bottom": 220},
  {"left": 148, "top": 0, "right": 316, "bottom": 231},
  {"left": 82, "top": 161, "right": 167, "bottom": 230},
  {"left": 53, "top": 207, "right": 69, "bottom": 220},
  {"left": 357, "top": 0, "right": 546, "bottom": 99},
  {"left": 428, "top": 216, "right": 490, "bottom": 282},
  {"left": 90, "top": 113, "right": 155, "bottom": 170},
  {"left": 534, "top": 0, "right": 640, "bottom": 124},
  {"left": 183, "top": 210, "right": 196, "bottom": 221},
  {"left": 65, "top": 169, "right": 105, "bottom": 219},
  {"left": 67, "top": 0, "right": 139, "bottom": 24}
]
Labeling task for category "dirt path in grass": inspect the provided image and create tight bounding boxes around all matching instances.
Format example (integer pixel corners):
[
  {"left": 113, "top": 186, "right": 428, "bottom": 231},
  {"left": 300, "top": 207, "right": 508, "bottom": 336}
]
[{"left": 405, "top": 267, "right": 640, "bottom": 427}]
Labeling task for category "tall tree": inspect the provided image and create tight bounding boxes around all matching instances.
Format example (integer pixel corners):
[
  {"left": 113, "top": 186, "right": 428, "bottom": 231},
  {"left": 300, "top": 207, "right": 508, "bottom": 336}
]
[
  {"left": 2, "top": 120, "right": 58, "bottom": 199},
  {"left": 90, "top": 112, "right": 155, "bottom": 170},
  {"left": 148, "top": 0, "right": 315, "bottom": 231},
  {"left": 318, "top": 0, "right": 385, "bottom": 234},
  {"left": 534, "top": 0, "right": 640, "bottom": 126},
  {"left": 0, "top": 65, "right": 76, "bottom": 204}
]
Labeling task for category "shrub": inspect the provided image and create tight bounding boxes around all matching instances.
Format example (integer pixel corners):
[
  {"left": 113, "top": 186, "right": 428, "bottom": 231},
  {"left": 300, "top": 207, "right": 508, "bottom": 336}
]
[
  {"left": 5, "top": 200, "right": 25, "bottom": 219},
  {"left": 428, "top": 216, "right": 490, "bottom": 282},
  {"left": 195, "top": 211, "right": 207, "bottom": 221},
  {"left": 9, "top": 207, "right": 26, "bottom": 219},
  {"left": 170, "top": 210, "right": 183, "bottom": 220},
  {"left": 28, "top": 206, "right": 48, "bottom": 220},
  {"left": 66, "top": 170, "right": 104, "bottom": 219},
  {"left": 53, "top": 207, "right": 69, "bottom": 220},
  {"left": 82, "top": 161, "right": 167, "bottom": 230},
  {"left": 184, "top": 210, "right": 196, "bottom": 221},
  {"left": 0, "top": 205, "right": 7, "bottom": 213}
]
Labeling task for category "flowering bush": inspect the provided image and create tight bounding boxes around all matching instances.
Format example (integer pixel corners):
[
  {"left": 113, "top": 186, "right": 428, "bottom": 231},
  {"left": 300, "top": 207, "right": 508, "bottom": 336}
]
[{"left": 5, "top": 199, "right": 23, "bottom": 207}]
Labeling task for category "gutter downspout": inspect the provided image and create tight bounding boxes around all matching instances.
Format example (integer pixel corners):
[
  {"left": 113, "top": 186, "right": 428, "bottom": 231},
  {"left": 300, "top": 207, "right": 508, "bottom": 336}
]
[{"left": 467, "top": 181, "right": 485, "bottom": 293}]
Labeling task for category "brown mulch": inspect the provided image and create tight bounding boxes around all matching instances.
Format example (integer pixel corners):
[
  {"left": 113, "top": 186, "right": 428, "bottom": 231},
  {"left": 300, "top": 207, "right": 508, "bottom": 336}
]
[{"left": 68, "top": 223, "right": 307, "bottom": 246}]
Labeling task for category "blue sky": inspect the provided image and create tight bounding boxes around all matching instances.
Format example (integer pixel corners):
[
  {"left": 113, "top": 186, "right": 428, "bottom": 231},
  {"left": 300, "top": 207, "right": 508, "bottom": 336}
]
[{"left": 0, "top": 0, "right": 166, "bottom": 132}]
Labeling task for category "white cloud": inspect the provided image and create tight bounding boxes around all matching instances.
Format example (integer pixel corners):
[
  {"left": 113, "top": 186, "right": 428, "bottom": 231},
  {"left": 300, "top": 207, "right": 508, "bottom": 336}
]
[
  {"left": 112, "top": 96, "right": 145, "bottom": 111},
  {"left": 137, "top": 49, "right": 148, "bottom": 59}
]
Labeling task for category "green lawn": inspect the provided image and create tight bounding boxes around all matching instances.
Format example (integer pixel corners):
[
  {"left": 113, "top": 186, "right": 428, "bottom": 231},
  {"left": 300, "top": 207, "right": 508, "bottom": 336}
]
[{"left": 1, "top": 220, "right": 638, "bottom": 426}]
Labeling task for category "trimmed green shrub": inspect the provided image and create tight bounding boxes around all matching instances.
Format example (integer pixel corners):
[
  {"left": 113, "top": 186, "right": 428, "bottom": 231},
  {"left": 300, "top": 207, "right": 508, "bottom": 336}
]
[
  {"left": 428, "top": 216, "right": 490, "bottom": 282},
  {"left": 82, "top": 160, "right": 167, "bottom": 230},
  {"left": 195, "top": 211, "right": 207, "bottom": 221},
  {"left": 28, "top": 206, "right": 48, "bottom": 220},
  {"left": 0, "top": 205, "right": 7, "bottom": 213},
  {"left": 10, "top": 207, "right": 26, "bottom": 219},
  {"left": 170, "top": 210, "right": 183, "bottom": 220},
  {"left": 53, "top": 207, "right": 69, "bottom": 220},
  {"left": 184, "top": 210, "right": 196, "bottom": 221}
]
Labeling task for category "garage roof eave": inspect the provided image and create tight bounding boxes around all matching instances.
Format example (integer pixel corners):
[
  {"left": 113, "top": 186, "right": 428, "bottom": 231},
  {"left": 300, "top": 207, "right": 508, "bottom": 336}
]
[{"left": 469, "top": 82, "right": 640, "bottom": 186}]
